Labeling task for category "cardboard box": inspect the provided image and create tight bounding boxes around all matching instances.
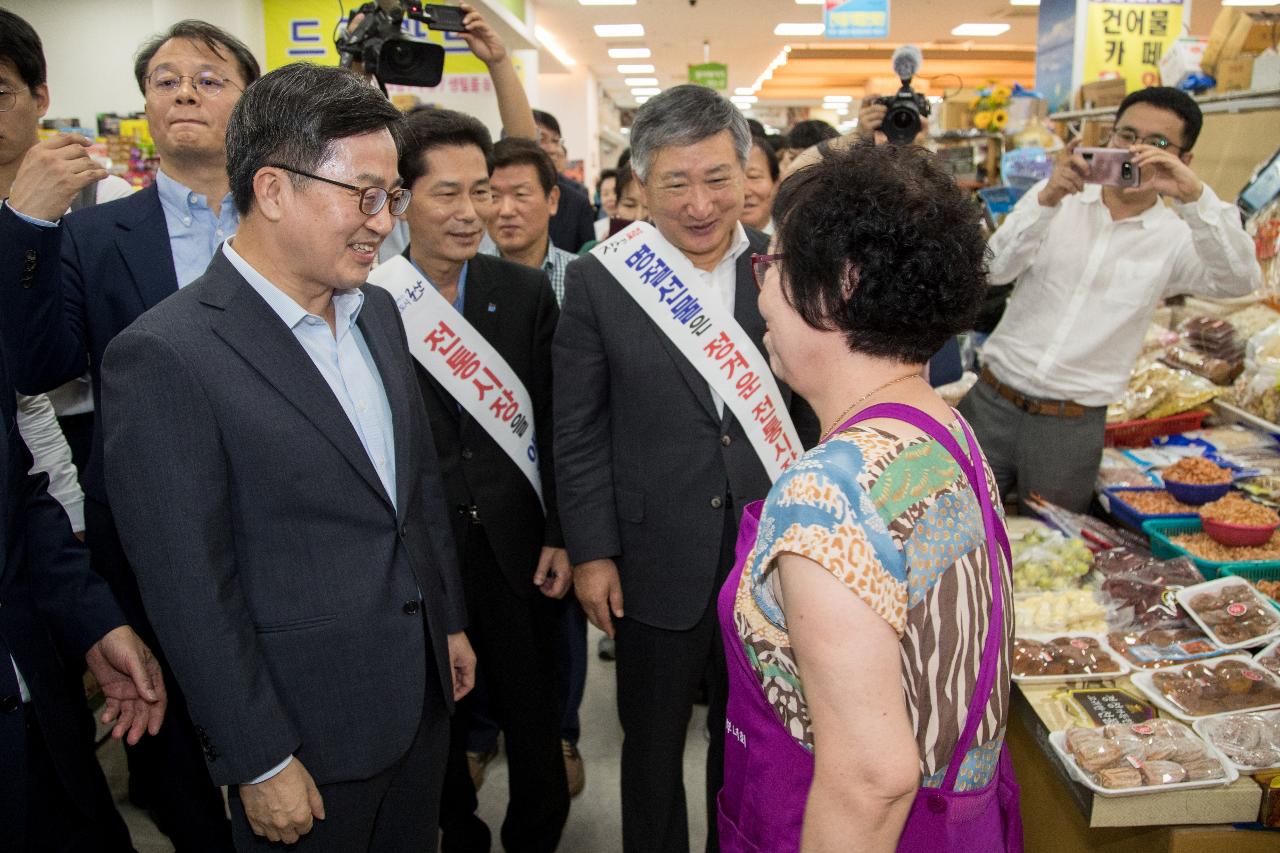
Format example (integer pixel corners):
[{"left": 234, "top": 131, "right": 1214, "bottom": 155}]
[
  {"left": 1075, "top": 78, "right": 1127, "bottom": 110},
  {"left": 1160, "top": 38, "right": 1207, "bottom": 88},
  {"left": 1254, "top": 50, "right": 1280, "bottom": 91},
  {"left": 1203, "top": 8, "right": 1246, "bottom": 75},
  {"left": 939, "top": 88, "right": 979, "bottom": 132},
  {"left": 1217, "top": 54, "right": 1257, "bottom": 92}
]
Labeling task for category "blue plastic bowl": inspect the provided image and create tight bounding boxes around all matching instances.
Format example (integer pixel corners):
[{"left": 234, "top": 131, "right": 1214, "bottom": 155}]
[{"left": 1163, "top": 479, "right": 1232, "bottom": 506}]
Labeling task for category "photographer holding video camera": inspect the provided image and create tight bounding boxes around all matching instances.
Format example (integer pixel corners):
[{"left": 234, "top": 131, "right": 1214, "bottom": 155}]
[{"left": 958, "top": 86, "right": 1261, "bottom": 515}]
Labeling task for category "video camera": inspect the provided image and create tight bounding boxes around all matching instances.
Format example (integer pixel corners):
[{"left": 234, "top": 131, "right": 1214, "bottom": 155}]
[
  {"left": 874, "top": 45, "right": 931, "bottom": 146},
  {"left": 336, "top": 1, "right": 465, "bottom": 88}
]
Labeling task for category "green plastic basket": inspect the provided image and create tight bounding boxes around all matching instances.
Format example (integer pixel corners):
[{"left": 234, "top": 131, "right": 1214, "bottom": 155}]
[
  {"left": 1219, "top": 564, "right": 1280, "bottom": 613},
  {"left": 1142, "top": 518, "right": 1280, "bottom": 581}
]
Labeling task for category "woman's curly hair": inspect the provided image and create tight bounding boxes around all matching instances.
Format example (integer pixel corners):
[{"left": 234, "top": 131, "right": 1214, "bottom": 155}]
[{"left": 772, "top": 141, "right": 989, "bottom": 364}]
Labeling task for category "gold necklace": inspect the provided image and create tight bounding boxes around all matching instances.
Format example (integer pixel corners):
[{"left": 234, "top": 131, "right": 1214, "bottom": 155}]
[{"left": 822, "top": 373, "right": 922, "bottom": 441}]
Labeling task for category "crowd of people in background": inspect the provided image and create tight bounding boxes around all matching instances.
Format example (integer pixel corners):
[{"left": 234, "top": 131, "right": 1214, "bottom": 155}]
[{"left": 1, "top": 3, "right": 1263, "bottom": 853}]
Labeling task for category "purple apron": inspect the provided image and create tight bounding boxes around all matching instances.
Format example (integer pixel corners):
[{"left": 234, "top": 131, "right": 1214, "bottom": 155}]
[{"left": 716, "top": 402, "right": 1023, "bottom": 853}]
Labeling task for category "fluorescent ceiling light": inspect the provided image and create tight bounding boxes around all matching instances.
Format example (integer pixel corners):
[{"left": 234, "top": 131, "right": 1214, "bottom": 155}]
[
  {"left": 951, "top": 23, "right": 1011, "bottom": 36},
  {"left": 595, "top": 24, "right": 645, "bottom": 38},
  {"left": 578, "top": 0, "right": 636, "bottom": 4},
  {"left": 631, "top": 87, "right": 661, "bottom": 96},
  {"left": 774, "top": 22, "right": 825, "bottom": 36},
  {"left": 609, "top": 47, "right": 651, "bottom": 58},
  {"left": 534, "top": 26, "right": 576, "bottom": 67},
  {"left": 735, "top": 87, "right": 756, "bottom": 95},
  {"left": 834, "top": 106, "right": 849, "bottom": 114},
  {"left": 624, "top": 77, "right": 659, "bottom": 86},
  {"left": 823, "top": 95, "right": 853, "bottom": 103},
  {"left": 634, "top": 97, "right": 649, "bottom": 104},
  {"left": 617, "top": 64, "right": 655, "bottom": 73}
]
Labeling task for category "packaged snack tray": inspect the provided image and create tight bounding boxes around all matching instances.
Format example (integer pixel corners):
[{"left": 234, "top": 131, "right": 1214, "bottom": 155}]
[
  {"left": 1256, "top": 637, "right": 1280, "bottom": 676},
  {"left": 1049, "top": 720, "right": 1235, "bottom": 796},
  {"left": 1015, "top": 589, "right": 1108, "bottom": 635},
  {"left": 1011, "top": 527, "right": 1094, "bottom": 593},
  {"left": 1107, "top": 627, "right": 1230, "bottom": 669},
  {"left": 1194, "top": 709, "right": 1280, "bottom": 772},
  {"left": 1012, "top": 634, "right": 1130, "bottom": 682},
  {"left": 1094, "top": 548, "right": 1203, "bottom": 631},
  {"left": 1130, "top": 656, "right": 1280, "bottom": 720},
  {"left": 1175, "top": 577, "right": 1280, "bottom": 650}
]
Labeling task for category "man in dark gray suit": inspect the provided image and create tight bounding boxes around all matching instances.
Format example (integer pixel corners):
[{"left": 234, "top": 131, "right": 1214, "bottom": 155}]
[
  {"left": 553, "top": 85, "right": 818, "bottom": 853},
  {"left": 101, "top": 63, "right": 475, "bottom": 850}
]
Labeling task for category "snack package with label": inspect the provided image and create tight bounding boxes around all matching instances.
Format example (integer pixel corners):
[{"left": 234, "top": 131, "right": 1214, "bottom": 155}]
[
  {"left": 1094, "top": 549, "right": 1203, "bottom": 631},
  {"left": 1107, "top": 627, "right": 1229, "bottom": 669},
  {"left": 1012, "top": 635, "right": 1124, "bottom": 679},
  {"left": 1160, "top": 344, "right": 1242, "bottom": 387},
  {"left": 1256, "top": 638, "right": 1280, "bottom": 676},
  {"left": 1012, "top": 527, "right": 1094, "bottom": 592},
  {"left": 1108, "top": 361, "right": 1219, "bottom": 422},
  {"left": 1149, "top": 658, "right": 1280, "bottom": 717},
  {"left": 1060, "top": 720, "right": 1226, "bottom": 790},
  {"left": 1179, "top": 316, "right": 1245, "bottom": 363},
  {"left": 1196, "top": 710, "right": 1280, "bottom": 771},
  {"left": 1015, "top": 589, "right": 1108, "bottom": 634},
  {"left": 1181, "top": 581, "right": 1280, "bottom": 646},
  {"left": 1226, "top": 321, "right": 1280, "bottom": 424}
]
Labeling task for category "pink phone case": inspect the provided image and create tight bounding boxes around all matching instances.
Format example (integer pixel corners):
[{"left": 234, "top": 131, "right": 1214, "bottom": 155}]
[{"left": 1079, "top": 147, "right": 1141, "bottom": 188}]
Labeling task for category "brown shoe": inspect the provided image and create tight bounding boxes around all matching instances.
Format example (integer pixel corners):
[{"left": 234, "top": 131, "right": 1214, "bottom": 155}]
[
  {"left": 562, "top": 739, "right": 585, "bottom": 798},
  {"left": 467, "top": 743, "right": 498, "bottom": 790}
]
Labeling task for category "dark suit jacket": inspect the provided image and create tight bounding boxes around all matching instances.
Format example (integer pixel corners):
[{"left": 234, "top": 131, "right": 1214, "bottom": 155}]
[
  {"left": 552, "top": 227, "right": 818, "bottom": 631},
  {"left": 549, "top": 176, "right": 595, "bottom": 254},
  {"left": 0, "top": 184, "right": 178, "bottom": 506},
  {"left": 0, "top": 206, "right": 127, "bottom": 847},
  {"left": 101, "top": 250, "right": 466, "bottom": 787},
  {"left": 410, "top": 252, "right": 563, "bottom": 596}
]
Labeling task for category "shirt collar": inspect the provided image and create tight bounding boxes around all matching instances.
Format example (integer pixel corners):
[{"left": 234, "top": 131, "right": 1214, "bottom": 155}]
[
  {"left": 156, "top": 169, "right": 234, "bottom": 216},
  {"left": 407, "top": 255, "right": 469, "bottom": 311},
  {"left": 650, "top": 221, "right": 750, "bottom": 272},
  {"left": 222, "top": 238, "right": 364, "bottom": 335}
]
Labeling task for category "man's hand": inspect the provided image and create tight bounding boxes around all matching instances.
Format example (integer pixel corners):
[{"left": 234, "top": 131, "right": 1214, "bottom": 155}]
[
  {"left": 447, "top": 631, "right": 476, "bottom": 701},
  {"left": 856, "top": 94, "right": 886, "bottom": 141},
  {"left": 1129, "top": 144, "right": 1203, "bottom": 204},
  {"left": 239, "top": 758, "right": 325, "bottom": 844},
  {"left": 533, "top": 547, "right": 573, "bottom": 599},
  {"left": 573, "top": 558, "right": 623, "bottom": 638},
  {"left": 84, "top": 626, "right": 166, "bottom": 746},
  {"left": 7, "top": 133, "right": 107, "bottom": 223},
  {"left": 458, "top": 3, "right": 507, "bottom": 67},
  {"left": 1038, "top": 139, "right": 1087, "bottom": 208}
]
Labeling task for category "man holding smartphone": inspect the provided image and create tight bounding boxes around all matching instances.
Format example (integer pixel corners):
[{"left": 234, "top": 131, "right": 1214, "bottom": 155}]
[{"left": 959, "top": 86, "right": 1261, "bottom": 513}]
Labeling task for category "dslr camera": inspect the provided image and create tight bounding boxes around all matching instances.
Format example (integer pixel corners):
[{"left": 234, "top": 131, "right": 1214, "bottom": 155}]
[
  {"left": 336, "top": 1, "right": 463, "bottom": 88},
  {"left": 874, "top": 45, "right": 931, "bottom": 146}
]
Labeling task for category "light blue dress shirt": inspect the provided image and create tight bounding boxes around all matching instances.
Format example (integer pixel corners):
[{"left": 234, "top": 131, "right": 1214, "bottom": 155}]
[
  {"left": 221, "top": 241, "right": 397, "bottom": 510},
  {"left": 156, "top": 170, "right": 239, "bottom": 288}
]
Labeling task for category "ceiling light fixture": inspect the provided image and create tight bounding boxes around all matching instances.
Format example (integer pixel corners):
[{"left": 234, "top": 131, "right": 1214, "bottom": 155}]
[
  {"left": 624, "top": 77, "right": 659, "bottom": 86},
  {"left": 631, "top": 86, "right": 661, "bottom": 96},
  {"left": 634, "top": 97, "right": 649, "bottom": 104},
  {"left": 951, "top": 23, "right": 1011, "bottom": 36},
  {"left": 823, "top": 95, "right": 853, "bottom": 103},
  {"left": 608, "top": 47, "right": 651, "bottom": 58},
  {"left": 534, "top": 26, "right": 576, "bottom": 67},
  {"left": 774, "top": 22, "right": 825, "bottom": 36},
  {"left": 617, "top": 64, "right": 655, "bottom": 74},
  {"left": 595, "top": 24, "right": 646, "bottom": 38},
  {"left": 734, "top": 87, "right": 756, "bottom": 95}
]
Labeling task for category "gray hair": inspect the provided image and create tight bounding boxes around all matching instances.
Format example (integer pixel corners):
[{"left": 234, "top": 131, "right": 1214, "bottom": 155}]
[
  {"left": 225, "top": 63, "right": 403, "bottom": 215},
  {"left": 628, "top": 84, "right": 751, "bottom": 181}
]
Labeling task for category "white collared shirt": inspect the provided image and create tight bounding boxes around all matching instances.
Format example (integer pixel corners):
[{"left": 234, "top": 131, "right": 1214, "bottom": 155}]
[
  {"left": 981, "top": 180, "right": 1260, "bottom": 407},
  {"left": 646, "top": 222, "right": 751, "bottom": 416}
]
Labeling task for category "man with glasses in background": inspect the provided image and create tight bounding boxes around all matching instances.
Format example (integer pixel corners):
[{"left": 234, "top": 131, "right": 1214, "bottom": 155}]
[
  {"left": 0, "top": 19, "right": 260, "bottom": 851},
  {"left": 959, "top": 86, "right": 1261, "bottom": 514},
  {"left": 532, "top": 109, "right": 595, "bottom": 253}
]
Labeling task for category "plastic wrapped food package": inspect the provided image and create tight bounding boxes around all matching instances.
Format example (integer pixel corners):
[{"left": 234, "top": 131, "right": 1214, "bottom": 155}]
[
  {"left": 1257, "top": 639, "right": 1280, "bottom": 675},
  {"left": 1223, "top": 305, "right": 1280, "bottom": 342},
  {"left": 1182, "top": 581, "right": 1280, "bottom": 646},
  {"left": 1160, "top": 344, "right": 1242, "bottom": 387},
  {"left": 1012, "top": 635, "right": 1123, "bottom": 678},
  {"left": 1011, "top": 528, "right": 1094, "bottom": 593},
  {"left": 1225, "top": 321, "right": 1280, "bottom": 424},
  {"left": 1015, "top": 589, "right": 1108, "bottom": 634},
  {"left": 1094, "top": 549, "right": 1202, "bottom": 631},
  {"left": 1196, "top": 710, "right": 1280, "bottom": 770},
  {"left": 1060, "top": 720, "right": 1226, "bottom": 790},
  {"left": 1107, "top": 627, "right": 1228, "bottom": 669},
  {"left": 1150, "top": 658, "right": 1280, "bottom": 717},
  {"left": 1108, "top": 361, "right": 1219, "bottom": 423}
]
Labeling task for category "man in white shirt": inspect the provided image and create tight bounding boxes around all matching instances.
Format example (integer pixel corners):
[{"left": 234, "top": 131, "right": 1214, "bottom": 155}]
[{"left": 959, "top": 87, "right": 1261, "bottom": 512}]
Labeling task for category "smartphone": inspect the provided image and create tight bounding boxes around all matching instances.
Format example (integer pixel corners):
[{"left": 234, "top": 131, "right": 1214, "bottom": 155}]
[
  {"left": 1079, "top": 147, "right": 1141, "bottom": 189},
  {"left": 406, "top": 2, "right": 468, "bottom": 32}
]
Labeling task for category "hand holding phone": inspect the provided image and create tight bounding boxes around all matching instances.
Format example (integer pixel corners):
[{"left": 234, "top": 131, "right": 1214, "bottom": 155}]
[
  {"left": 1038, "top": 139, "right": 1089, "bottom": 208},
  {"left": 1079, "top": 147, "right": 1141, "bottom": 189}
]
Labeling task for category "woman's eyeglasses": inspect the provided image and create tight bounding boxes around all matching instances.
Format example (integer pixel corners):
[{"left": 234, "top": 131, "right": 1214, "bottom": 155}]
[{"left": 751, "top": 253, "right": 784, "bottom": 290}]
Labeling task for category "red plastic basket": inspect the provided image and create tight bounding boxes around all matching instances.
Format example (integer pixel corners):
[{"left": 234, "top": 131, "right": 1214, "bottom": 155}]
[{"left": 1104, "top": 409, "right": 1209, "bottom": 448}]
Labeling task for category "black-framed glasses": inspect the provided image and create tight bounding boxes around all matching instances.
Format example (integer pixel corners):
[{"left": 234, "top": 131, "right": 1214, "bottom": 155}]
[
  {"left": 751, "top": 252, "right": 784, "bottom": 290},
  {"left": 1110, "top": 127, "right": 1184, "bottom": 155},
  {"left": 267, "top": 163, "right": 412, "bottom": 216},
  {"left": 144, "top": 70, "right": 240, "bottom": 99}
]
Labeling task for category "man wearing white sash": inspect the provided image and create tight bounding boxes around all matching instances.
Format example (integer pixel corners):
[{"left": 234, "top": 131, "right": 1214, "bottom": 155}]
[
  {"left": 553, "top": 85, "right": 818, "bottom": 853},
  {"left": 381, "top": 108, "right": 570, "bottom": 853}
]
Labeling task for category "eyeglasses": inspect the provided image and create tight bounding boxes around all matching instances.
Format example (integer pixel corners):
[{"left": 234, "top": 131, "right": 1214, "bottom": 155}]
[
  {"left": 1110, "top": 128, "right": 1184, "bottom": 155},
  {"left": 267, "top": 164, "right": 412, "bottom": 216},
  {"left": 751, "top": 252, "right": 784, "bottom": 290},
  {"left": 0, "top": 89, "right": 18, "bottom": 112},
  {"left": 144, "top": 70, "right": 240, "bottom": 98}
]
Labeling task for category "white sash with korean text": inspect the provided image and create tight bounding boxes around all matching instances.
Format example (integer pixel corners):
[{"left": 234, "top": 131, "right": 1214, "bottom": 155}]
[
  {"left": 592, "top": 221, "right": 801, "bottom": 481},
  {"left": 369, "top": 256, "right": 543, "bottom": 508}
]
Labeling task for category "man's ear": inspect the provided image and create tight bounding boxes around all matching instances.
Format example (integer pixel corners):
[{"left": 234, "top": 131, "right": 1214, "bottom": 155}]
[
  {"left": 32, "top": 83, "right": 49, "bottom": 119},
  {"left": 1181, "top": 151, "right": 1194, "bottom": 168},
  {"left": 251, "top": 167, "right": 289, "bottom": 223},
  {"left": 547, "top": 184, "right": 560, "bottom": 217}
]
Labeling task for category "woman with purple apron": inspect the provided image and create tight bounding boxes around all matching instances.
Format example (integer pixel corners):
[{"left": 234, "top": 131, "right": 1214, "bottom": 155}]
[{"left": 719, "top": 143, "right": 1022, "bottom": 851}]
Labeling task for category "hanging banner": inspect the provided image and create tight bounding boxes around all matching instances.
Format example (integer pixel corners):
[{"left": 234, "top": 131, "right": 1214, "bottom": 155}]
[
  {"left": 824, "top": 0, "right": 890, "bottom": 40},
  {"left": 688, "top": 62, "right": 728, "bottom": 91},
  {"left": 1082, "top": 0, "right": 1186, "bottom": 92}
]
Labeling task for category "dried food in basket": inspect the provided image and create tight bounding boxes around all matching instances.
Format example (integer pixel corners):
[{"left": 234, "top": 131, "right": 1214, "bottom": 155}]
[
  {"left": 1111, "top": 489, "right": 1196, "bottom": 516},
  {"left": 1150, "top": 658, "right": 1280, "bottom": 716},
  {"left": 1168, "top": 532, "right": 1280, "bottom": 562},
  {"left": 1199, "top": 494, "right": 1280, "bottom": 527},
  {"left": 1163, "top": 457, "right": 1233, "bottom": 485}
]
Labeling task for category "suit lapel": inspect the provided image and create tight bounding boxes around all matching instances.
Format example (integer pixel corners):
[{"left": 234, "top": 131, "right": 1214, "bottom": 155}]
[
  {"left": 203, "top": 255, "right": 394, "bottom": 511},
  {"left": 113, "top": 186, "right": 180, "bottom": 311},
  {"left": 356, "top": 301, "right": 415, "bottom": 517}
]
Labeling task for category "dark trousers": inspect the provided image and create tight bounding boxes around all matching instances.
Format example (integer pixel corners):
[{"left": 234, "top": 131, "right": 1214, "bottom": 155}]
[
  {"left": 958, "top": 378, "right": 1107, "bottom": 514},
  {"left": 557, "top": 599, "right": 588, "bottom": 745},
  {"left": 55, "top": 412, "right": 93, "bottom": 483},
  {"left": 84, "top": 498, "right": 234, "bottom": 853},
  {"left": 22, "top": 704, "right": 135, "bottom": 852},
  {"left": 615, "top": 508, "right": 734, "bottom": 853},
  {"left": 227, "top": 624, "right": 450, "bottom": 852},
  {"left": 439, "top": 524, "right": 569, "bottom": 853}
]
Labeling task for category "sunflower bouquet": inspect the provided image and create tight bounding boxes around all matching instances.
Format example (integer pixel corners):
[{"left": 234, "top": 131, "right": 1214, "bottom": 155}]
[{"left": 970, "top": 84, "right": 1011, "bottom": 132}]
